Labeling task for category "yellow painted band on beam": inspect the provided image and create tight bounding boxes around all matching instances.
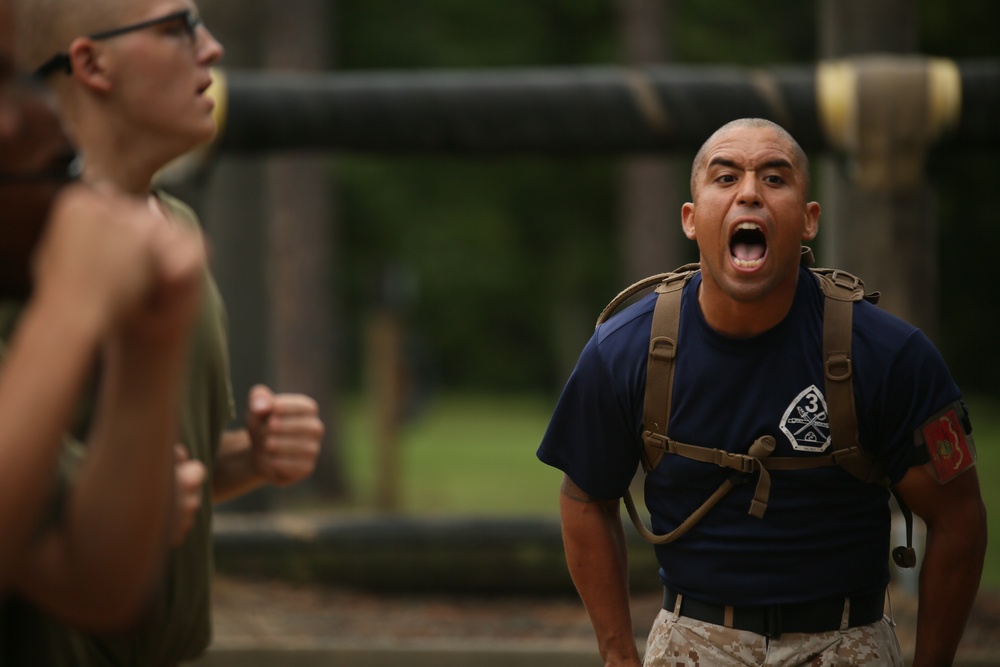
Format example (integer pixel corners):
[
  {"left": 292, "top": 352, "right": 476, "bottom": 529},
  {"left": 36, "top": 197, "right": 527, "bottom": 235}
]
[
  {"left": 816, "top": 60, "right": 857, "bottom": 153},
  {"left": 926, "top": 58, "right": 961, "bottom": 137},
  {"left": 207, "top": 67, "right": 228, "bottom": 143},
  {"left": 625, "top": 69, "right": 672, "bottom": 139},
  {"left": 749, "top": 68, "right": 792, "bottom": 129},
  {"left": 817, "top": 56, "right": 962, "bottom": 153}
]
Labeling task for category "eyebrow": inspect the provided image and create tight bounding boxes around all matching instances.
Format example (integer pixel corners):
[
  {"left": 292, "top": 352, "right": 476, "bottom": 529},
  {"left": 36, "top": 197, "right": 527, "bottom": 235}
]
[{"left": 707, "top": 157, "right": 794, "bottom": 172}]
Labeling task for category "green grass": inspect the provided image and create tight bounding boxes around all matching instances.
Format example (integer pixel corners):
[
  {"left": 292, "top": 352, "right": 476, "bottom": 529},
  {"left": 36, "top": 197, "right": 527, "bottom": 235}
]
[
  {"left": 341, "top": 393, "right": 563, "bottom": 516},
  {"left": 337, "top": 393, "right": 1000, "bottom": 587},
  {"left": 965, "top": 396, "right": 1000, "bottom": 588}
]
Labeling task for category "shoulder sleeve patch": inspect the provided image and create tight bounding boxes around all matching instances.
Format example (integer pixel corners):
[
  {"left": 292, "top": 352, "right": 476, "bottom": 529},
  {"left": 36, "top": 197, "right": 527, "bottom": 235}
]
[{"left": 916, "top": 401, "right": 976, "bottom": 483}]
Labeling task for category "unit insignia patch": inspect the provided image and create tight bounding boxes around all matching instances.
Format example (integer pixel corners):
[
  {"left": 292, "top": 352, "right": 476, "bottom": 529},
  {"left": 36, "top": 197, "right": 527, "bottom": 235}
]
[{"left": 780, "top": 384, "right": 832, "bottom": 452}]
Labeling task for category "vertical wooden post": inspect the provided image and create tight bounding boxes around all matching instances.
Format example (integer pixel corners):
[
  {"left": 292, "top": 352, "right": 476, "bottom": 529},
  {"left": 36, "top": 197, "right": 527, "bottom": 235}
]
[
  {"left": 368, "top": 308, "right": 405, "bottom": 512},
  {"left": 194, "top": 0, "right": 272, "bottom": 511},
  {"left": 262, "top": 0, "right": 346, "bottom": 500},
  {"left": 619, "top": 0, "right": 687, "bottom": 281},
  {"left": 817, "top": 0, "right": 940, "bottom": 339}
]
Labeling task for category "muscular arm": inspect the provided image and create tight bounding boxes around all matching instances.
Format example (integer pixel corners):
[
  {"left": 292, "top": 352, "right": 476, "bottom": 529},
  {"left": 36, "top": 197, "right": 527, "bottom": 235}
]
[
  {"left": 0, "top": 187, "right": 162, "bottom": 590},
  {"left": 14, "top": 329, "right": 190, "bottom": 631},
  {"left": 894, "top": 465, "right": 987, "bottom": 667},
  {"left": 9, "top": 200, "right": 206, "bottom": 631},
  {"left": 560, "top": 474, "right": 641, "bottom": 667},
  {"left": 0, "top": 290, "right": 105, "bottom": 589}
]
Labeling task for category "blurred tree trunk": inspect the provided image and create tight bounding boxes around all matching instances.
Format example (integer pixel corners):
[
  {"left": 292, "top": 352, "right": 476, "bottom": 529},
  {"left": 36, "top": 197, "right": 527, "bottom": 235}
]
[
  {"left": 817, "top": 0, "right": 938, "bottom": 338},
  {"left": 193, "top": 0, "right": 272, "bottom": 511},
  {"left": 618, "top": 0, "right": 682, "bottom": 506},
  {"left": 619, "top": 0, "right": 685, "bottom": 282},
  {"left": 261, "top": 0, "right": 346, "bottom": 501},
  {"left": 194, "top": 0, "right": 346, "bottom": 507}
]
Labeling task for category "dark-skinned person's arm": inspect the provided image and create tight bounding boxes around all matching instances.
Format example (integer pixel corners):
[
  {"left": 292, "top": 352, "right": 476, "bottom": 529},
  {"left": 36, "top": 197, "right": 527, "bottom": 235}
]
[
  {"left": 0, "top": 276, "right": 106, "bottom": 590},
  {"left": 560, "top": 474, "right": 642, "bottom": 667},
  {"left": 0, "top": 187, "right": 165, "bottom": 591},
  {"left": 894, "top": 464, "right": 987, "bottom": 667},
  {"left": 11, "top": 199, "right": 207, "bottom": 631}
]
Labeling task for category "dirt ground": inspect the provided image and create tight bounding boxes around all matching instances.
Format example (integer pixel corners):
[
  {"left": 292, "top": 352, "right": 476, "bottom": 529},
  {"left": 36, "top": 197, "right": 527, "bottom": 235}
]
[{"left": 208, "top": 574, "right": 1000, "bottom": 660}]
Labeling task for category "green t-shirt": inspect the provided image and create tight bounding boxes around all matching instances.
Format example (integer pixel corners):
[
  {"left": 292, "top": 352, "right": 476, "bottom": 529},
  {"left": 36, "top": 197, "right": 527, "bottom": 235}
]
[{"left": 0, "top": 192, "right": 235, "bottom": 666}]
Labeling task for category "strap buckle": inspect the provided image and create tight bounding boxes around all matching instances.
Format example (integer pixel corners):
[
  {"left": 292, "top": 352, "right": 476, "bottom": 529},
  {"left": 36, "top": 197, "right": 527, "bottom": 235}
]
[
  {"left": 642, "top": 431, "right": 669, "bottom": 452},
  {"left": 710, "top": 450, "right": 757, "bottom": 474},
  {"left": 825, "top": 351, "right": 852, "bottom": 381},
  {"left": 648, "top": 336, "right": 676, "bottom": 362}
]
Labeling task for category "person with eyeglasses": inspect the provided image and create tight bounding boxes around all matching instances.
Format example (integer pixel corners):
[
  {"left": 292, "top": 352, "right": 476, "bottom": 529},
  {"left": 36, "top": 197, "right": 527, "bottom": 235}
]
[
  {"left": 6, "top": 0, "right": 326, "bottom": 665},
  {"left": 0, "top": 0, "right": 209, "bottom": 641}
]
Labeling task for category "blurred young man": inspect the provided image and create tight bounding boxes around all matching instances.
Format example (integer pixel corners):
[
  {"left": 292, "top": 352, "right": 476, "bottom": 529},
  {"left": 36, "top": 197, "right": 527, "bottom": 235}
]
[
  {"left": 0, "top": 0, "right": 206, "bottom": 627},
  {"left": 10, "top": 0, "right": 325, "bottom": 664}
]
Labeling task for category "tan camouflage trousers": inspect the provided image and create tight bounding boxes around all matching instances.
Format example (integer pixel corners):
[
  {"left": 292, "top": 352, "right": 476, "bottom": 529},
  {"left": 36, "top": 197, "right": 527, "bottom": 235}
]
[{"left": 643, "top": 607, "right": 904, "bottom": 666}]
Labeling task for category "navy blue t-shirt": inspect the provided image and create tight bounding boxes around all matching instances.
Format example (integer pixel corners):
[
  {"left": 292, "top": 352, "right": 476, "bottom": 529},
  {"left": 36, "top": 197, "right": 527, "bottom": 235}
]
[{"left": 537, "top": 266, "right": 962, "bottom": 606}]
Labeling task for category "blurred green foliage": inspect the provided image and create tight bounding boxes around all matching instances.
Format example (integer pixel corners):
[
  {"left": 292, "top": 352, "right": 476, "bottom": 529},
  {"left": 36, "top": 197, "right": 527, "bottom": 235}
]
[
  {"left": 326, "top": 0, "right": 1000, "bottom": 396},
  {"left": 341, "top": 394, "right": 561, "bottom": 515},
  {"left": 337, "top": 392, "right": 1000, "bottom": 585}
]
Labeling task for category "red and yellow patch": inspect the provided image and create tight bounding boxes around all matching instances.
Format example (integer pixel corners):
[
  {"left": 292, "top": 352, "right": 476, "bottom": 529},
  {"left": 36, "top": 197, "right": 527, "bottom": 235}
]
[{"left": 922, "top": 406, "right": 976, "bottom": 483}]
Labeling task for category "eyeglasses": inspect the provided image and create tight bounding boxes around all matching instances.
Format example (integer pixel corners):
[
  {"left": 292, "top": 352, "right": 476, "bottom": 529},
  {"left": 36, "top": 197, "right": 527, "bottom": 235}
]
[{"left": 33, "top": 10, "right": 203, "bottom": 79}]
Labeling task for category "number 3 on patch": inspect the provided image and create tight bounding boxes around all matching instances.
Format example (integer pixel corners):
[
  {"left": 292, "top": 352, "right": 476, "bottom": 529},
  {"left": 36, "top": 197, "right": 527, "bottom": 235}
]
[{"left": 918, "top": 402, "right": 977, "bottom": 484}]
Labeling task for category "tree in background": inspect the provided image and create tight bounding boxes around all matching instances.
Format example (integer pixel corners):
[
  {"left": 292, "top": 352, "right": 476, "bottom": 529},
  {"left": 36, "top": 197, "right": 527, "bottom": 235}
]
[
  {"left": 262, "top": 0, "right": 345, "bottom": 500},
  {"left": 190, "top": 0, "right": 346, "bottom": 502},
  {"left": 191, "top": 0, "right": 1000, "bottom": 453},
  {"left": 618, "top": 0, "right": 686, "bottom": 282}
]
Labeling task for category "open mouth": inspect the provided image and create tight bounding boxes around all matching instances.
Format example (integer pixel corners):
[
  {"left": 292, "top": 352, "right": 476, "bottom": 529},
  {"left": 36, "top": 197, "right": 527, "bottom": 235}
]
[{"left": 730, "top": 222, "right": 767, "bottom": 269}]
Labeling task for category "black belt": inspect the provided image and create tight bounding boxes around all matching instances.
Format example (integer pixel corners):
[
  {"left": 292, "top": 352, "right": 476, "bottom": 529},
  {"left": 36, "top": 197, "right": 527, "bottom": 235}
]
[{"left": 662, "top": 588, "right": 884, "bottom": 638}]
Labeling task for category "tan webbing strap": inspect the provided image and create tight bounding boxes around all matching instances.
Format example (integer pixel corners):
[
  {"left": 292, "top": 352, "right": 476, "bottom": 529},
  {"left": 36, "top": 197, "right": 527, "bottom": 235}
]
[
  {"left": 603, "top": 256, "right": 914, "bottom": 562},
  {"left": 818, "top": 272, "right": 885, "bottom": 485},
  {"left": 666, "top": 436, "right": 776, "bottom": 519},
  {"left": 596, "top": 264, "right": 700, "bottom": 328},
  {"left": 622, "top": 434, "right": 779, "bottom": 544},
  {"left": 816, "top": 271, "right": 916, "bottom": 567},
  {"left": 639, "top": 277, "right": 688, "bottom": 472}
]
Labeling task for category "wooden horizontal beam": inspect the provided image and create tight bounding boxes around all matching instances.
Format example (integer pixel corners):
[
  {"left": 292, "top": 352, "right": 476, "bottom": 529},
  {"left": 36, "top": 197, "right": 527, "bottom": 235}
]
[{"left": 207, "top": 57, "right": 1000, "bottom": 156}]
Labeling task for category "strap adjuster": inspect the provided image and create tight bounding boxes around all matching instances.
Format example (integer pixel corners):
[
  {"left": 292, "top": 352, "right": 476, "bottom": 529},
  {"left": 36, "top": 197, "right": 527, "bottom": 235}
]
[
  {"left": 648, "top": 336, "right": 676, "bottom": 362},
  {"left": 825, "top": 352, "right": 852, "bottom": 381},
  {"left": 710, "top": 450, "right": 757, "bottom": 474}
]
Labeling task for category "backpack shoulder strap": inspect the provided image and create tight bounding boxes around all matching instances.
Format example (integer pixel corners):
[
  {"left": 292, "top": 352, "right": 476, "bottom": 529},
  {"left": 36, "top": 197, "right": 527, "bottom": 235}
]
[
  {"left": 596, "top": 264, "right": 700, "bottom": 328},
  {"left": 596, "top": 257, "right": 916, "bottom": 563},
  {"left": 640, "top": 274, "right": 689, "bottom": 472},
  {"left": 595, "top": 265, "right": 699, "bottom": 472},
  {"left": 812, "top": 268, "right": 884, "bottom": 484},
  {"left": 813, "top": 268, "right": 918, "bottom": 568}
]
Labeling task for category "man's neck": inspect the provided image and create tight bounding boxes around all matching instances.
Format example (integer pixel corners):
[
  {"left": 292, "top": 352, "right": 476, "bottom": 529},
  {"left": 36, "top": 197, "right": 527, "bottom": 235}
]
[{"left": 697, "top": 272, "right": 801, "bottom": 339}]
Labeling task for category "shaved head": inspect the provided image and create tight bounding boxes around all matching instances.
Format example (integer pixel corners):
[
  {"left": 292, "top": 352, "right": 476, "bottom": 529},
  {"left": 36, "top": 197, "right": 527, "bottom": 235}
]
[
  {"left": 690, "top": 118, "right": 810, "bottom": 199},
  {"left": 14, "top": 0, "right": 126, "bottom": 72}
]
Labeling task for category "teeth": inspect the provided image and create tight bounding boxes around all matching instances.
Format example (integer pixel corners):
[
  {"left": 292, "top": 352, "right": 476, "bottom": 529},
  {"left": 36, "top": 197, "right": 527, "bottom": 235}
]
[{"left": 730, "top": 221, "right": 765, "bottom": 269}]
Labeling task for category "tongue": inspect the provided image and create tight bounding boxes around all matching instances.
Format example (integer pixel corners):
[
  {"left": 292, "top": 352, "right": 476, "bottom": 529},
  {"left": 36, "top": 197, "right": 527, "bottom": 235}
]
[{"left": 732, "top": 242, "right": 765, "bottom": 262}]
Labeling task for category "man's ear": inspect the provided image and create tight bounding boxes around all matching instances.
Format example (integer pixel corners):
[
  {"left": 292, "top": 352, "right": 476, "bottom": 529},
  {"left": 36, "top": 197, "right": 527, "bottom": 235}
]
[
  {"left": 681, "top": 202, "right": 697, "bottom": 240},
  {"left": 802, "top": 201, "right": 820, "bottom": 241},
  {"left": 67, "top": 38, "right": 112, "bottom": 93}
]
